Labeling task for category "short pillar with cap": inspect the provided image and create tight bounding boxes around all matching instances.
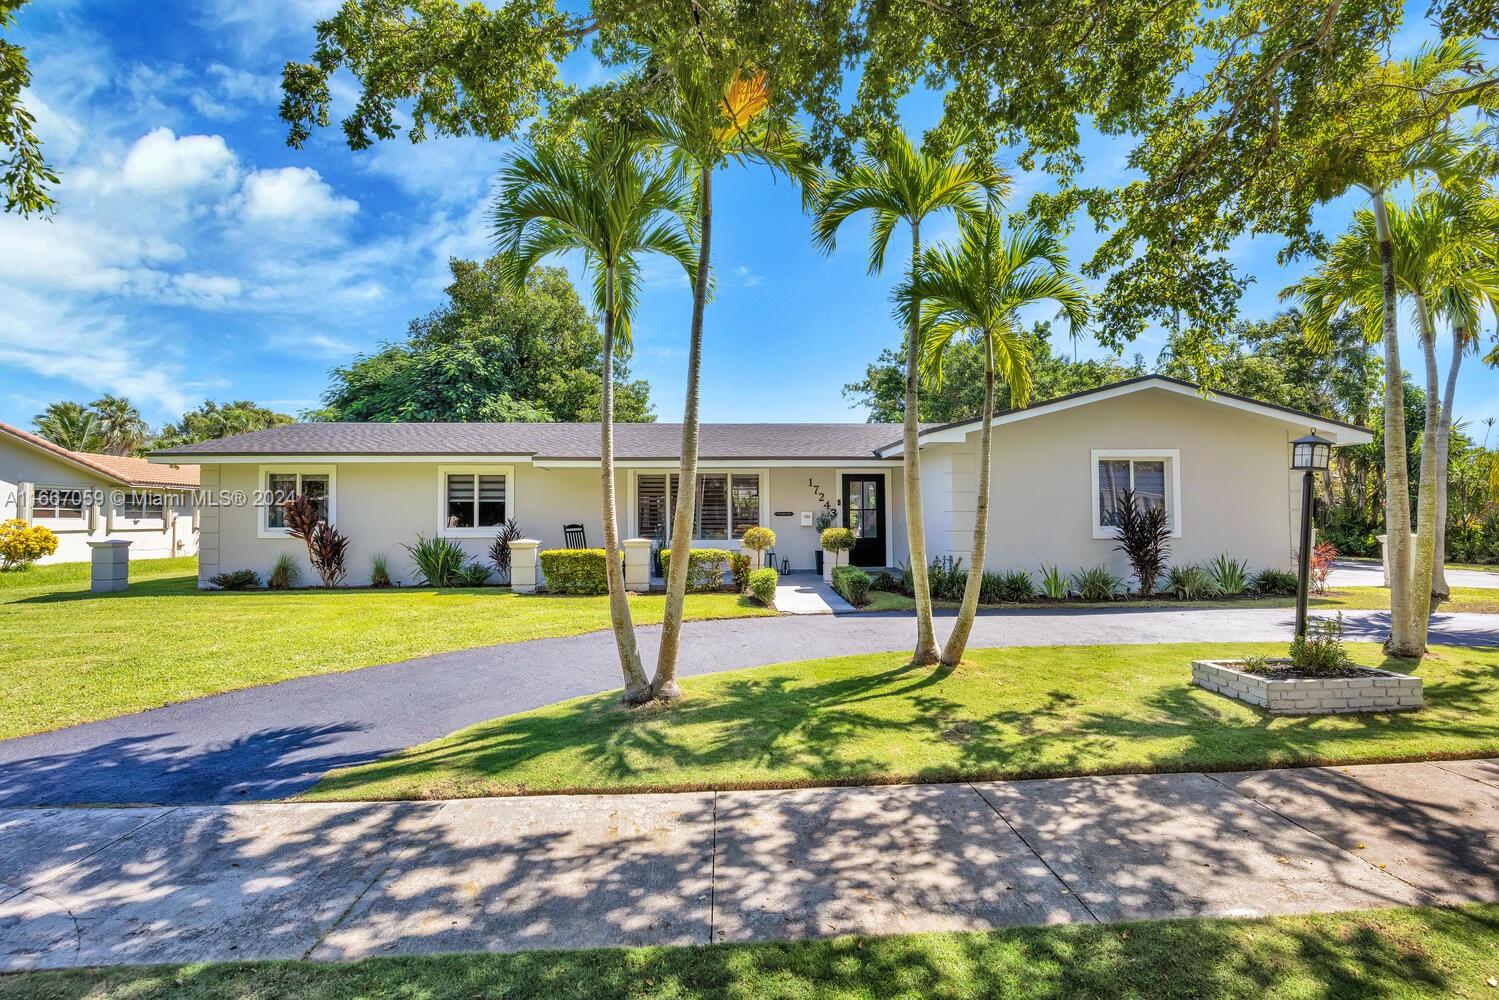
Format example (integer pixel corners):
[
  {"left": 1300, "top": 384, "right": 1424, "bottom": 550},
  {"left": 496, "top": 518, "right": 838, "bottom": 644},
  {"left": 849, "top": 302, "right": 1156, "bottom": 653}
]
[
  {"left": 622, "top": 538, "right": 652, "bottom": 591},
  {"left": 88, "top": 539, "right": 132, "bottom": 594},
  {"left": 509, "top": 539, "right": 541, "bottom": 594}
]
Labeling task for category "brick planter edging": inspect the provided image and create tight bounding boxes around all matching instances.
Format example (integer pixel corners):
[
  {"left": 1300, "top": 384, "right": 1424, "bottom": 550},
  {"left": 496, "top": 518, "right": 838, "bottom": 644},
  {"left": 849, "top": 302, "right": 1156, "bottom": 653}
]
[{"left": 1191, "top": 659, "right": 1423, "bottom": 715}]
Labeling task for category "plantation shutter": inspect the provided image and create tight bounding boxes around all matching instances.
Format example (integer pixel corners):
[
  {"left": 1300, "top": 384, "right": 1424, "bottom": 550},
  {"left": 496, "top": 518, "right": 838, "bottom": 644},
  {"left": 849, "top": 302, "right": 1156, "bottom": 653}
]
[
  {"left": 730, "top": 475, "right": 760, "bottom": 537},
  {"left": 637, "top": 475, "right": 667, "bottom": 539},
  {"left": 446, "top": 474, "right": 475, "bottom": 528},
  {"left": 694, "top": 475, "right": 728, "bottom": 540},
  {"left": 478, "top": 475, "right": 507, "bottom": 526}
]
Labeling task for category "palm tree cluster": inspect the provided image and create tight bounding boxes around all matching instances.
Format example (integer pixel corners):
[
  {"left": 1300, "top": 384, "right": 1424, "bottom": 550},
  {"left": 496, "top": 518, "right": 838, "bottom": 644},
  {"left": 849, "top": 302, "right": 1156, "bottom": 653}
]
[
  {"left": 33, "top": 396, "right": 149, "bottom": 456},
  {"left": 491, "top": 68, "right": 1093, "bottom": 699}
]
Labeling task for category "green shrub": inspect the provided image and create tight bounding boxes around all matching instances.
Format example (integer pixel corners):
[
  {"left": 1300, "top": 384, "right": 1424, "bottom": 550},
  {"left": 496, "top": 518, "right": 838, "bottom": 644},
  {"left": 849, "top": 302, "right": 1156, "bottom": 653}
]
[
  {"left": 990, "top": 569, "right": 1036, "bottom": 602},
  {"left": 209, "top": 568, "right": 261, "bottom": 590},
  {"left": 369, "top": 552, "right": 392, "bottom": 588},
  {"left": 660, "top": 548, "right": 732, "bottom": 593},
  {"left": 1251, "top": 567, "right": 1299, "bottom": 595},
  {"left": 1289, "top": 613, "right": 1352, "bottom": 674},
  {"left": 268, "top": 552, "right": 300, "bottom": 590},
  {"left": 1037, "top": 564, "right": 1067, "bottom": 600},
  {"left": 0, "top": 519, "right": 58, "bottom": 570},
  {"left": 748, "top": 567, "right": 779, "bottom": 606},
  {"left": 740, "top": 526, "right": 776, "bottom": 553},
  {"left": 1208, "top": 553, "right": 1251, "bottom": 595},
  {"left": 1166, "top": 564, "right": 1221, "bottom": 600},
  {"left": 1071, "top": 565, "right": 1124, "bottom": 601},
  {"left": 454, "top": 562, "right": 493, "bottom": 587},
  {"left": 539, "top": 548, "right": 618, "bottom": 595},
  {"left": 871, "top": 569, "right": 903, "bottom": 593},
  {"left": 928, "top": 555, "right": 967, "bottom": 601},
  {"left": 832, "top": 565, "right": 872, "bottom": 606},
  {"left": 403, "top": 534, "right": 467, "bottom": 587},
  {"left": 729, "top": 551, "right": 751, "bottom": 592},
  {"left": 820, "top": 527, "right": 854, "bottom": 553}
]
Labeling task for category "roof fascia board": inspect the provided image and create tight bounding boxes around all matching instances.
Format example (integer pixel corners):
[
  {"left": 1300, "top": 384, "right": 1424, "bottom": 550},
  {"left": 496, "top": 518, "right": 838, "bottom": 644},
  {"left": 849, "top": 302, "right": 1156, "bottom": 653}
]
[{"left": 147, "top": 453, "right": 540, "bottom": 465}]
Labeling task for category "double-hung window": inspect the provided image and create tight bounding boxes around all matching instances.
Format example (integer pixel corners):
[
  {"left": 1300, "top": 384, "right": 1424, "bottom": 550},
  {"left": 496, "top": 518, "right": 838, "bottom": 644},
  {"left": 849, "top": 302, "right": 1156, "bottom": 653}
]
[
  {"left": 32, "top": 485, "right": 88, "bottom": 520},
  {"left": 119, "top": 491, "right": 165, "bottom": 522},
  {"left": 437, "top": 466, "right": 512, "bottom": 536},
  {"left": 636, "top": 472, "right": 760, "bottom": 542},
  {"left": 261, "top": 467, "right": 334, "bottom": 536},
  {"left": 1092, "top": 450, "right": 1179, "bottom": 538}
]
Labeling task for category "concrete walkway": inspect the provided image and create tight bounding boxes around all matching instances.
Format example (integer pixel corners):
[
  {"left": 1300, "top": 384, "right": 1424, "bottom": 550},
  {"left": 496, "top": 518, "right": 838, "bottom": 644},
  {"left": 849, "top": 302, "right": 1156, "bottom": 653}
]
[
  {"left": 1328, "top": 558, "right": 1499, "bottom": 590},
  {"left": 2, "top": 607, "right": 1496, "bottom": 807},
  {"left": 772, "top": 572, "right": 855, "bottom": 614},
  {"left": 0, "top": 758, "right": 1494, "bottom": 970}
]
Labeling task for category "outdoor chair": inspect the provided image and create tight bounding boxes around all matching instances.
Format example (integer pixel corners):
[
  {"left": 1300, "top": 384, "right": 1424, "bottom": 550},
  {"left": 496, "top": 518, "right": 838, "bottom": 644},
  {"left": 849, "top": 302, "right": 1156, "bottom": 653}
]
[{"left": 563, "top": 523, "right": 587, "bottom": 548}]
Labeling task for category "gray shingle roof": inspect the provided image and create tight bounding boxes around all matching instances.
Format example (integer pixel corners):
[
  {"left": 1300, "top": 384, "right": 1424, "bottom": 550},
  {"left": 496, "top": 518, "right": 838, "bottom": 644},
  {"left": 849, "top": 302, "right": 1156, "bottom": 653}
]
[{"left": 151, "top": 421, "right": 916, "bottom": 461}]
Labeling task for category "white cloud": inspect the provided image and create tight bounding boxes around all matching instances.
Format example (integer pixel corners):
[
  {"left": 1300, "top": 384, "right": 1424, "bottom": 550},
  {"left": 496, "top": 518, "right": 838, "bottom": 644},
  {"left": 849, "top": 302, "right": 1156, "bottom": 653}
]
[
  {"left": 121, "top": 127, "right": 239, "bottom": 194},
  {"left": 192, "top": 64, "right": 283, "bottom": 119},
  {"left": 0, "top": 215, "right": 184, "bottom": 294},
  {"left": 237, "top": 166, "right": 358, "bottom": 226},
  {"left": 734, "top": 264, "right": 764, "bottom": 288}
]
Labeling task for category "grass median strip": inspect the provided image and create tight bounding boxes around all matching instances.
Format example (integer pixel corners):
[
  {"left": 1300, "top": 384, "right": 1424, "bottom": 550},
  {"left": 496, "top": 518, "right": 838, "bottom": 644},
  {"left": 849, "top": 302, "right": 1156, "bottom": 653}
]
[
  {"left": 303, "top": 641, "right": 1499, "bottom": 801},
  {"left": 0, "top": 558, "right": 770, "bottom": 741},
  {"left": 3, "top": 903, "right": 1496, "bottom": 999}
]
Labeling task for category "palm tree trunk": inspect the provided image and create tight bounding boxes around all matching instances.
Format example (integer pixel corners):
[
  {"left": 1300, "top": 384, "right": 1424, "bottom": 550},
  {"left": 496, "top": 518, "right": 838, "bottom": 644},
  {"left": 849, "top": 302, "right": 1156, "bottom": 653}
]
[
  {"left": 652, "top": 165, "right": 712, "bottom": 701},
  {"left": 1408, "top": 294, "right": 1439, "bottom": 652},
  {"left": 1432, "top": 323, "right": 1464, "bottom": 599},
  {"left": 1372, "top": 193, "right": 1418, "bottom": 657},
  {"left": 602, "top": 267, "right": 651, "bottom": 700},
  {"left": 904, "top": 216, "right": 939, "bottom": 666},
  {"left": 941, "top": 329, "right": 995, "bottom": 666}
]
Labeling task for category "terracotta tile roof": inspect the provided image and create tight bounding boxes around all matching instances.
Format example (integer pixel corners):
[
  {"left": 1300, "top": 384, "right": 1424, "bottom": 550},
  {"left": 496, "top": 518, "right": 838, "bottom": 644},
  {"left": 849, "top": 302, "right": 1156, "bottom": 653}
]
[{"left": 0, "top": 422, "right": 199, "bottom": 489}]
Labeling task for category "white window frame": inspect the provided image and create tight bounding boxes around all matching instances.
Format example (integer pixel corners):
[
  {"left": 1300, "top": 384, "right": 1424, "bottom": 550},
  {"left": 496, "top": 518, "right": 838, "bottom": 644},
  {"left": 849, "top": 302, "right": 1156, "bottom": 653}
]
[
  {"left": 258, "top": 465, "right": 337, "bottom": 539},
  {"left": 629, "top": 468, "right": 768, "bottom": 547},
  {"left": 1090, "top": 449, "right": 1181, "bottom": 540},
  {"left": 436, "top": 464, "right": 515, "bottom": 538},
  {"left": 30, "top": 483, "right": 94, "bottom": 533},
  {"left": 108, "top": 489, "right": 168, "bottom": 532}
]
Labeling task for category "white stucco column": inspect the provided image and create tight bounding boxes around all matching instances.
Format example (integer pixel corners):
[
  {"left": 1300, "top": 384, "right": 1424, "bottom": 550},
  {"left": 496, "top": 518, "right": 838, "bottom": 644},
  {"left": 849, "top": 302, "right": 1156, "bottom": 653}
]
[
  {"left": 622, "top": 538, "right": 652, "bottom": 591},
  {"left": 15, "top": 481, "right": 31, "bottom": 521},
  {"left": 88, "top": 539, "right": 131, "bottom": 593},
  {"left": 509, "top": 539, "right": 541, "bottom": 594}
]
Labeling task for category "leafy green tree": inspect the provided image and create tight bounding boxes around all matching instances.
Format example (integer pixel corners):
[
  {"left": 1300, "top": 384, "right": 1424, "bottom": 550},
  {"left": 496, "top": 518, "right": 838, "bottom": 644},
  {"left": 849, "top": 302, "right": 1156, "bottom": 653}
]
[
  {"left": 32, "top": 402, "right": 103, "bottom": 452},
  {"left": 1, "top": 0, "right": 54, "bottom": 215},
  {"left": 147, "top": 401, "right": 295, "bottom": 452},
  {"left": 319, "top": 261, "right": 653, "bottom": 425},
  {"left": 846, "top": 322, "right": 1145, "bottom": 424},
  {"left": 492, "top": 123, "right": 696, "bottom": 703},
  {"left": 812, "top": 129, "right": 1005, "bottom": 666},
  {"left": 641, "top": 66, "right": 816, "bottom": 702},
  {"left": 88, "top": 395, "right": 149, "bottom": 456},
  {"left": 899, "top": 215, "right": 1089, "bottom": 666}
]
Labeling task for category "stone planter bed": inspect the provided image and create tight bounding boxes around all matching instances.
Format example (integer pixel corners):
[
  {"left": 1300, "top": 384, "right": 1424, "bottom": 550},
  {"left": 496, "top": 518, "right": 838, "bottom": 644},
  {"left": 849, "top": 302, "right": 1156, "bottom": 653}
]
[{"left": 1192, "top": 658, "right": 1423, "bottom": 715}]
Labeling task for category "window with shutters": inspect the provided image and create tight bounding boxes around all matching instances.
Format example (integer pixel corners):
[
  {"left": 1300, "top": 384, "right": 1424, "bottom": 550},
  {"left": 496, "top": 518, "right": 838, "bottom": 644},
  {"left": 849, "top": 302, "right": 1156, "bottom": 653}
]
[
  {"left": 436, "top": 466, "right": 514, "bottom": 537},
  {"left": 636, "top": 472, "right": 761, "bottom": 542},
  {"left": 1091, "top": 450, "right": 1179, "bottom": 539}
]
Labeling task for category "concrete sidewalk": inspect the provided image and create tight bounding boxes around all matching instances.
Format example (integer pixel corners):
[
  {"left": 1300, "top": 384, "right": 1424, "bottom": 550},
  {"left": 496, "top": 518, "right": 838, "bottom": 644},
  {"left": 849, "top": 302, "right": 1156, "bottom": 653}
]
[
  {"left": 1, "top": 758, "right": 1495, "bottom": 970},
  {"left": 772, "top": 572, "right": 855, "bottom": 614}
]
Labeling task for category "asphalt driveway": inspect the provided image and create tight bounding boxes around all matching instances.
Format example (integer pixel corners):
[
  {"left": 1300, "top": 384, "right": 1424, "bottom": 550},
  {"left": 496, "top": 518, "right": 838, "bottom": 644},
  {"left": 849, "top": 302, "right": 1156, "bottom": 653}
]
[{"left": 2, "top": 607, "right": 1495, "bottom": 807}]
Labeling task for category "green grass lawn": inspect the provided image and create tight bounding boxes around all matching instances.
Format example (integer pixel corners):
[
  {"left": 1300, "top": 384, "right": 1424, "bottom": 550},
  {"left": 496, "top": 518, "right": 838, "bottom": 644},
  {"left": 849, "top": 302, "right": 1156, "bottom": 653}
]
[
  {"left": 0, "top": 558, "right": 770, "bottom": 741},
  {"left": 859, "top": 586, "right": 1499, "bottom": 615},
  {"left": 5, "top": 903, "right": 1496, "bottom": 999},
  {"left": 303, "top": 640, "right": 1499, "bottom": 801}
]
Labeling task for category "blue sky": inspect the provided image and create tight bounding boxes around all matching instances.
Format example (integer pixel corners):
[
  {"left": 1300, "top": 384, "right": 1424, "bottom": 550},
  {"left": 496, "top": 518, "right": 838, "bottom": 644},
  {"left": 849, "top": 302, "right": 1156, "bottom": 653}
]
[{"left": 3, "top": 1, "right": 1496, "bottom": 438}]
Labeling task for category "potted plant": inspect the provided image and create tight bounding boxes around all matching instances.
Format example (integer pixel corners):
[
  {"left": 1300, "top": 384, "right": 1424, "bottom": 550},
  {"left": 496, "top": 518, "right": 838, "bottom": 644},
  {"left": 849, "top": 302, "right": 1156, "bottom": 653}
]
[
  {"left": 741, "top": 525, "right": 776, "bottom": 569},
  {"left": 820, "top": 526, "right": 854, "bottom": 582},
  {"left": 813, "top": 508, "right": 838, "bottom": 575}
]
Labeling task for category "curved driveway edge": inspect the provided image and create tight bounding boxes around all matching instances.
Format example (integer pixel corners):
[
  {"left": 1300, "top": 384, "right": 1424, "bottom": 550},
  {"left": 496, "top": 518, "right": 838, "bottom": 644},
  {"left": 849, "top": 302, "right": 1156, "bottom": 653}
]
[{"left": 2, "top": 608, "right": 1495, "bottom": 806}]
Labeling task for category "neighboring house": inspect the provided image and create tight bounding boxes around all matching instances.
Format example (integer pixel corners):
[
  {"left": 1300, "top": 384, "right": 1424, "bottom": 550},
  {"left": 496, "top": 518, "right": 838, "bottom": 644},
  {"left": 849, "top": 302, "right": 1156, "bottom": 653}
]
[
  {"left": 148, "top": 376, "right": 1372, "bottom": 589},
  {"left": 1, "top": 422, "right": 200, "bottom": 563}
]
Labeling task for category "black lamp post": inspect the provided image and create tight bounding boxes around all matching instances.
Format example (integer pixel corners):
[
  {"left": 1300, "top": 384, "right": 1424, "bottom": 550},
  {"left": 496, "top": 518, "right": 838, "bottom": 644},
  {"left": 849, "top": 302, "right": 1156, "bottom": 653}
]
[{"left": 1291, "top": 430, "right": 1334, "bottom": 637}]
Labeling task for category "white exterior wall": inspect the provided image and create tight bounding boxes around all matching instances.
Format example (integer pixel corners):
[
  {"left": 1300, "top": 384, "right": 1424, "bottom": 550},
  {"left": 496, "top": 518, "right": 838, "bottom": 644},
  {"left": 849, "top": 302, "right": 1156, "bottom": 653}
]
[
  {"left": 205, "top": 460, "right": 903, "bottom": 586},
  {"left": 929, "top": 388, "right": 1300, "bottom": 579},
  {"left": 0, "top": 436, "right": 197, "bottom": 564}
]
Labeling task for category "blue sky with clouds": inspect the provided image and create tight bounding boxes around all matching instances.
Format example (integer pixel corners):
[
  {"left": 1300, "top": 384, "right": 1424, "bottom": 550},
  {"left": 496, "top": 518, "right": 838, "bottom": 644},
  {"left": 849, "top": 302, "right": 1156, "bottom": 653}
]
[{"left": 3, "top": 1, "right": 1496, "bottom": 438}]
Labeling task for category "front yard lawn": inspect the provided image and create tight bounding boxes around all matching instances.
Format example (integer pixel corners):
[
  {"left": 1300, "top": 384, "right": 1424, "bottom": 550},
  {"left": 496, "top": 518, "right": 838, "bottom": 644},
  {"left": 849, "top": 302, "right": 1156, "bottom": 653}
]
[
  {"left": 304, "top": 641, "right": 1499, "bottom": 801},
  {"left": 0, "top": 559, "right": 770, "bottom": 741},
  {"left": 859, "top": 586, "right": 1499, "bottom": 615},
  {"left": 5, "top": 903, "right": 1496, "bottom": 999}
]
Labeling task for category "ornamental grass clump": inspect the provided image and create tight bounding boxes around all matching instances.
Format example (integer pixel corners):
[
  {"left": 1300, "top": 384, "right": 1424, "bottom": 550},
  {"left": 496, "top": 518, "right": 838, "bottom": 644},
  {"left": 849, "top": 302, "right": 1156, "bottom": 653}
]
[
  {"left": 1037, "top": 564, "right": 1067, "bottom": 600},
  {"left": 1166, "top": 564, "right": 1221, "bottom": 600},
  {"left": 404, "top": 534, "right": 467, "bottom": 587},
  {"left": 369, "top": 552, "right": 393, "bottom": 588},
  {"left": 1071, "top": 565, "right": 1124, "bottom": 601},
  {"left": 1208, "top": 553, "right": 1251, "bottom": 595},
  {"left": 268, "top": 552, "right": 300, "bottom": 590}
]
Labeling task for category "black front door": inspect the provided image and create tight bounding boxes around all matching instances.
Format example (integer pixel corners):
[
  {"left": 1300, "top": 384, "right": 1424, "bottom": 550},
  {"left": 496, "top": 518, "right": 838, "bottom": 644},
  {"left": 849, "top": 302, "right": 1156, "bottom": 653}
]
[{"left": 842, "top": 475, "right": 886, "bottom": 568}]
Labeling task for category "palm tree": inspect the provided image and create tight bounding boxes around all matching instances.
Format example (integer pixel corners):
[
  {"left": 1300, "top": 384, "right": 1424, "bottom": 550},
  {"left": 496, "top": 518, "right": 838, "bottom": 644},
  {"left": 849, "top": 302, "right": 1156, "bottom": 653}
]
[
  {"left": 89, "top": 395, "right": 149, "bottom": 455},
  {"left": 811, "top": 131, "right": 1007, "bottom": 665},
  {"left": 899, "top": 215, "right": 1090, "bottom": 666},
  {"left": 641, "top": 65, "right": 817, "bottom": 702},
  {"left": 492, "top": 123, "right": 697, "bottom": 702},
  {"left": 33, "top": 401, "right": 105, "bottom": 452}
]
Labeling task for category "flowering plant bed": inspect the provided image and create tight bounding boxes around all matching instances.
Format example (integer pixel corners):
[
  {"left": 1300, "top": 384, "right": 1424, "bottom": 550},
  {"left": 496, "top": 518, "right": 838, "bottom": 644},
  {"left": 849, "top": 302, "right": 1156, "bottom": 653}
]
[{"left": 1192, "top": 658, "right": 1423, "bottom": 715}]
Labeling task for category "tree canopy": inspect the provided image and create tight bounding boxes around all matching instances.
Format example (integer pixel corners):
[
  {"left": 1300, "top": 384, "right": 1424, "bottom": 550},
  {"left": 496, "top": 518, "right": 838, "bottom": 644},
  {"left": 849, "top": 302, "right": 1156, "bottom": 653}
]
[
  {"left": 145, "top": 400, "right": 296, "bottom": 452},
  {"left": 315, "top": 259, "right": 654, "bottom": 424},
  {"left": 0, "top": 0, "right": 54, "bottom": 215},
  {"left": 844, "top": 322, "right": 1145, "bottom": 423}
]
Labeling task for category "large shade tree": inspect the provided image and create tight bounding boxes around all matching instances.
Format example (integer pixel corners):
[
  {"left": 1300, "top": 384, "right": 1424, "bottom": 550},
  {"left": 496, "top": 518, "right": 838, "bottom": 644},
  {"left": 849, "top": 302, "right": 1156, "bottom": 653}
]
[
  {"left": 492, "top": 123, "right": 696, "bottom": 702},
  {"left": 1, "top": 0, "right": 54, "bottom": 215},
  {"left": 899, "top": 215, "right": 1090, "bottom": 666},
  {"left": 812, "top": 130, "right": 1006, "bottom": 666},
  {"left": 147, "top": 401, "right": 295, "bottom": 452}
]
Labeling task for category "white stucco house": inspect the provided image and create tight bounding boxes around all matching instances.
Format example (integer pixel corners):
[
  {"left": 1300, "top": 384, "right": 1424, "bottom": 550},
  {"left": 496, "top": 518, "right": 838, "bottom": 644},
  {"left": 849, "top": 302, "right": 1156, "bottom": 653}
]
[
  {"left": 147, "top": 376, "right": 1372, "bottom": 589},
  {"left": 1, "top": 422, "right": 200, "bottom": 563}
]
